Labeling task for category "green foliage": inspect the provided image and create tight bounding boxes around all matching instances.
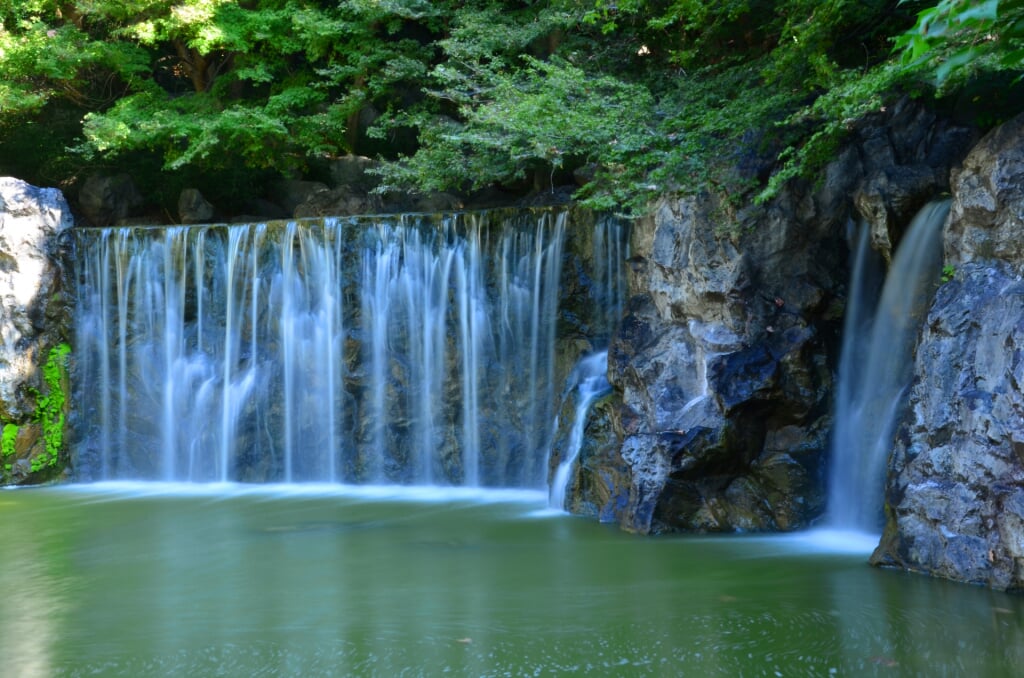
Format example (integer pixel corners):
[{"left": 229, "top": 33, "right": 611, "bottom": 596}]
[
  {"left": 378, "top": 55, "right": 657, "bottom": 207},
  {"left": 2, "top": 0, "right": 447, "bottom": 176},
  {"left": 0, "top": 344, "right": 69, "bottom": 479},
  {"left": 1, "top": 423, "right": 16, "bottom": 458},
  {"left": 941, "top": 264, "right": 956, "bottom": 283},
  {"left": 895, "top": 0, "right": 1024, "bottom": 87},
  {"left": 379, "top": 0, "right": 926, "bottom": 211},
  {"left": 1, "top": 0, "right": 1022, "bottom": 215},
  {"left": 29, "top": 343, "right": 71, "bottom": 471},
  {"left": 757, "top": 60, "right": 908, "bottom": 203}
]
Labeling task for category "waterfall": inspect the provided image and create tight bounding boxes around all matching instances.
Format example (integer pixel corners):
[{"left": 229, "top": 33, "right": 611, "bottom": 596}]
[
  {"left": 72, "top": 210, "right": 576, "bottom": 487},
  {"left": 828, "top": 200, "right": 951, "bottom": 530},
  {"left": 543, "top": 215, "right": 628, "bottom": 508},
  {"left": 549, "top": 350, "right": 611, "bottom": 510},
  {"left": 590, "top": 215, "right": 628, "bottom": 342}
]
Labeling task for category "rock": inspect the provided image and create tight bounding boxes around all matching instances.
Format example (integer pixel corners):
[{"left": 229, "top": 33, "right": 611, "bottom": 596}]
[
  {"left": 242, "top": 198, "right": 290, "bottom": 221},
  {"left": 582, "top": 101, "right": 975, "bottom": 534},
  {"left": 594, "top": 185, "right": 840, "bottom": 533},
  {"left": 178, "top": 188, "right": 215, "bottom": 224},
  {"left": 851, "top": 97, "right": 978, "bottom": 263},
  {"left": 946, "top": 112, "right": 1024, "bottom": 269},
  {"left": 294, "top": 185, "right": 384, "bottom": 218},
  {"left": 871, "top": 113, "right": 1024, "bottom": 590},
  {"left": 0, "top": 178, "right": 73, "bottom": 484},
  {"left": 411, "top": 191, "right": 463, "bottom": 213},
  {"left": 573, "top": 163, "right": 598, "bottom": 187},
  {"left": 854, "top": 164, "right": 941, "bottom": 263},
  {"left": 0, "top": 178, "right": 73, "bottom": 416},
  {"left": 328, "top": 155, "right": 380, "bottom": 191},
  {"left": 228, "top": 198, "right": 291, "bottom": 224},
  {"left": 77, "top": 173, "right": 144, "bottom": 226},
  {"left": 273, "top": 179, "right": 330, "bottom": 216}
]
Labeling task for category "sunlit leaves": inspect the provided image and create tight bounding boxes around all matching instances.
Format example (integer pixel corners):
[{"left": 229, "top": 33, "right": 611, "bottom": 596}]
[{"left": 894, "top": 0, "right": 1023, "bottom": 87}]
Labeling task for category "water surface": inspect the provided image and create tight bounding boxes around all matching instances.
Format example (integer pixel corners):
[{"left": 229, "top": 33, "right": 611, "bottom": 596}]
[{"left": 2, "top": 485, "right": 1022, "bottom": 676}]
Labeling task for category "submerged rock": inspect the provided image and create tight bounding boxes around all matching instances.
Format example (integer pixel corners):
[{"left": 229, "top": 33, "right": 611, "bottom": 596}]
[{"left": 872, "top": 113, "right": 1024, "bottom": 590}]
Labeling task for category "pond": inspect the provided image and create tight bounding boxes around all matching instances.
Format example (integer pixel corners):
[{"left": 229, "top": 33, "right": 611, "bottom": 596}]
[{"left": 2, "top": 484, "right": 1022, "bottom": 677}]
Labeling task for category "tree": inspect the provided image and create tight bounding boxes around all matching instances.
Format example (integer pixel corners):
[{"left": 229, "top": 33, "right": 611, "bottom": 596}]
[
  {"left": 1, "top": 1, "right": 1021, "bottom": 216},
  {"left": 0, "top": 0, "right": 447, "bottom": 176}
]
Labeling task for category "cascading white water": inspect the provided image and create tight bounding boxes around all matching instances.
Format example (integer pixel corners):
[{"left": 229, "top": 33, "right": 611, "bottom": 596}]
[
  {"left": 549, "top": 350, "right": 611, "bottom": 509},
  {"left": 73, "top": 210, "right": 575, "bottom": 487},
  {"left": 544, "top": 215, "right": 629, "bottom": 508},
  {"left": 828, "top": 200, "right": 951, "bottom": 530}
]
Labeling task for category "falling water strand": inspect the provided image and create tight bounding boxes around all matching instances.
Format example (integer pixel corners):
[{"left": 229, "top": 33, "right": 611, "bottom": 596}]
[
  {"left": 828, "top": 199, "right": 951, "bottom": 530},
  {"left": 550, "top": 351, "right": 610, "bottom": 510}
]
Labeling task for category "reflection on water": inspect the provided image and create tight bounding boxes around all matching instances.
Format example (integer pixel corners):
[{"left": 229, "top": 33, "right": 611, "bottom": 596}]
[
  {"left": 1, "top": 485, "right": 1023, "bottom": 676},
  {"left": 0, "top": 497, "right": 68, "bottom": 678}
]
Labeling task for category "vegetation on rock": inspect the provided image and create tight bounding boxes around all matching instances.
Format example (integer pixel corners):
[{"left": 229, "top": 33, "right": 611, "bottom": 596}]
[
  {"left": 0, "top": 1, "right": 1021, "bottom": 216},
  {"left": 0, "top": 343, "right": 70, "bottom": 481}
]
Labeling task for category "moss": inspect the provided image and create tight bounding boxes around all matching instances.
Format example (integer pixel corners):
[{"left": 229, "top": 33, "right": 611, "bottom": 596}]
[
  {"left": 19, "top": 343, "right": 72, "bottom": 476},
  {"left": 2, "top": 423, "right": 17, "bottom": 483},
  {"left": 1, "top": 423, "right": 17, "bottom": 457}
]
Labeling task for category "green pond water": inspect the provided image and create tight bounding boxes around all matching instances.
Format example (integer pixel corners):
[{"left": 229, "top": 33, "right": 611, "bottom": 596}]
[{"left": 2, "top": 484, "right": 1023, "bottom": 677}]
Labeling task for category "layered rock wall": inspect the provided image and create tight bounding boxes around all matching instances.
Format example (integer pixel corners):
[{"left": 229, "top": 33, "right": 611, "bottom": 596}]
[{"left": 871, "top": 113, "right": 1024, "bottom": 589}]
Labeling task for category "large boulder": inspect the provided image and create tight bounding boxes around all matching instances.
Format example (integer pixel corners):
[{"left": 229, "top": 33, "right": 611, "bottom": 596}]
[
  {"left": 0, "top": 178, "right": 74, "bottom": 483},
  {"left": 871, "top": 113, "right": 1024, "bottom": 589}
]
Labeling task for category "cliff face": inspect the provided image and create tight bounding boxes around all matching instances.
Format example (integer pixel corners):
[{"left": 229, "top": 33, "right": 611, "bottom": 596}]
[
  {"left": 0, "top": 177, "right": 74, "bottom": 484},
  {"left": 569, "top": 100, "right": 978, "bottom": 534},
  {"left": 871, "top": 114, "right": 1024, "bottom": 590}
]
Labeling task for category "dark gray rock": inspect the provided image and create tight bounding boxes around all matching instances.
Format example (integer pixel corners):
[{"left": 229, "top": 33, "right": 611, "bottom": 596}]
[
  {"left": 273, "top": 179, "right": 330, "bottom": 216},
  {"left": 872, "top": 262, "right": 1024, "bottom": 589},
  {"left": 872, "top": 113, "right": 1024, "bottom": 589},
  {"left": 328, "top": 155, "right": 380, "bottom": 191},
  {"left": 855, "top": 164, "right": 942, "bottom": 263},
  {"left": 852, "top": 97, "right": 979, "bottom": 262},
  {"left": 78, "top": 173, "right": 144, "bottom": 226},
  {"left": 178, "top": 188, "right": 215, "bottom": 224},
  {"left": 294, "top": 185, "right": 384, "bottom": 218}
]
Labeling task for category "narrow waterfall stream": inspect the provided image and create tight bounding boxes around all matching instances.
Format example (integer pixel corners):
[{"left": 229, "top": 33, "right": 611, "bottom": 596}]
[
  {"left": 72, "top": 209, "right": 594, "bottom": 487},
  {"left": 828, "top": 200, "right": 951, "bottom": 530},
  {"left": 549, "top": 350, "right": 610, "bottom": 509}
]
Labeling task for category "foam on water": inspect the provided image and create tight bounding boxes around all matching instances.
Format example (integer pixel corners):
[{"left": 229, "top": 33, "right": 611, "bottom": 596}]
[
  {"left": 52, "top": 481, "right": 548, "bottom": 504},
  {"left": 726, "top": 528, "right": 881, "bottom": 556}
]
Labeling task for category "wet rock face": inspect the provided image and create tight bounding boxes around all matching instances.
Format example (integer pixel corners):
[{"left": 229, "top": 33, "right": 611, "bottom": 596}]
[
  {"left": 582, "top": 100, "right": 976, "bottom": 534},
  {"left": 871, "top": 113, "right": 1024, "bottom": 590},
  {"left": 598, "top": 189, "right": 839, "bottom": 533},
  {"left": 0, "top": 178, "right": 74, "bottom": 483}
]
